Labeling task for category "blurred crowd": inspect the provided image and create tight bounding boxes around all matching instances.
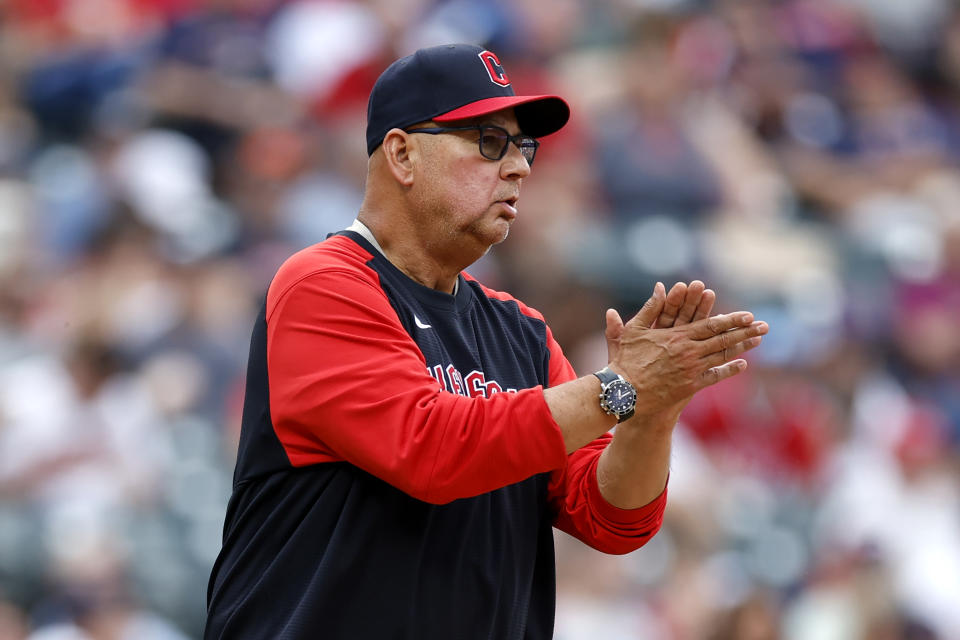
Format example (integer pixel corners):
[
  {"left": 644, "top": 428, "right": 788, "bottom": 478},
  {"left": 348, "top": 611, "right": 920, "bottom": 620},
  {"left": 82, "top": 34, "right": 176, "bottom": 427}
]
[{"left": 1, "top": 0, "right": 959, "bottom": 638}]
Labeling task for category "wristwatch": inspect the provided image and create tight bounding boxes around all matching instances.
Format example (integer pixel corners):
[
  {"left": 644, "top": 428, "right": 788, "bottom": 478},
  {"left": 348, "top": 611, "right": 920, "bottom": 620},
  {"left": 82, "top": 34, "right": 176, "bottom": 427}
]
[{"left": 593, "top": 367, "right": 636, "bottom": 423}]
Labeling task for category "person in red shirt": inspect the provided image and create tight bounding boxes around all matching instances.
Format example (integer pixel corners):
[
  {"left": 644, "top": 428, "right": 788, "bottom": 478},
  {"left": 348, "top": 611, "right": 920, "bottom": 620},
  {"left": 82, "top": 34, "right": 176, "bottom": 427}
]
[{"left": 205, "top": 43, "right": 768, "bottom": 640}]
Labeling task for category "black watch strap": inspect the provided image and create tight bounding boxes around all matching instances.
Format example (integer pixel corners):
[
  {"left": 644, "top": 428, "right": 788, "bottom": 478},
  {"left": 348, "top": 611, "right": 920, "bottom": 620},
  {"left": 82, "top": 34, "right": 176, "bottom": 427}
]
[{"left": 592, "top": 367, "right": 621, "bottom": 387}]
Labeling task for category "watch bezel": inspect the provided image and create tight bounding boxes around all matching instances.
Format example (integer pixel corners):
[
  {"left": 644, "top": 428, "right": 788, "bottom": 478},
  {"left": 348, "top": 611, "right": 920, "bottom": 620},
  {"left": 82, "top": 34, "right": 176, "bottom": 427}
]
[{"left": 599, "top": 379, "right": 636, "bottom": 416}]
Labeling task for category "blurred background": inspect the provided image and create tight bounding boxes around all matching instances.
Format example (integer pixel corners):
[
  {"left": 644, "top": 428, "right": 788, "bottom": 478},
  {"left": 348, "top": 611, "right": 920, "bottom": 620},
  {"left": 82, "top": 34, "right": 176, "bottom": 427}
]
[{"left": 0, "top": 0, "right": 959, "bottom": 638}]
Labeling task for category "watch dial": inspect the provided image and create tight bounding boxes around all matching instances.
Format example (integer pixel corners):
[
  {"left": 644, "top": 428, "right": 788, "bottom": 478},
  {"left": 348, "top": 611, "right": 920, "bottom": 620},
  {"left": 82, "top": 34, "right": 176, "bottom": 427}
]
[{"left": 604, "top": 380, "right": 635, "bottom": 414}]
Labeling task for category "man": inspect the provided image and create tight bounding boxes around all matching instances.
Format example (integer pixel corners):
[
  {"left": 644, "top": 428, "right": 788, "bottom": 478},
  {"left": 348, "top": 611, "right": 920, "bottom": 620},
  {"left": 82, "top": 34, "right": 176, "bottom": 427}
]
[{"left": 204, "top": 44, "right": 767, "bottom": 639}]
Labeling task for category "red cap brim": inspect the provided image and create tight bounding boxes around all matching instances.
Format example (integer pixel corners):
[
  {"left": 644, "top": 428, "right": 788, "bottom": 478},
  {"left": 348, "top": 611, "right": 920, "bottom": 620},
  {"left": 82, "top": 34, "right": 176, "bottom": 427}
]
[{"left": 434, "top": 95, "right": 570, "bottom": 138}]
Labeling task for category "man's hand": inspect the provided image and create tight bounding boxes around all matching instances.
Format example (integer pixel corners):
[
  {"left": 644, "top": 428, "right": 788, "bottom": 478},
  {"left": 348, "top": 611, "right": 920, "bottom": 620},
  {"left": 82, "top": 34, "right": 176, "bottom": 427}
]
[
  {"left": 605, "top": 281, "right": 716, "bottom": 361},
  {"left": 655, "top": 280, "right": 715, "bottom": 328},
  {"left": 604, "top": 281, "right": 766, "bottom": 420}
]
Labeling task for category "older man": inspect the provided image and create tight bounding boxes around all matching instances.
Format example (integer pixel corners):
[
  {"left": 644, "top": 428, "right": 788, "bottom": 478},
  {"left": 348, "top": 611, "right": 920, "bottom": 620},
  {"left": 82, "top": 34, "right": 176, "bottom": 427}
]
[{"left": 205, "top": 43, "right": 767, "bottom": 639}]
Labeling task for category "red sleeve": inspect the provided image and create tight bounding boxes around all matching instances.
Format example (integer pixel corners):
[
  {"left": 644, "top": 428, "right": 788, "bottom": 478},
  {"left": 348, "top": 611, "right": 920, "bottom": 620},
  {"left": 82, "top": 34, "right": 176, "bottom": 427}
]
[
  {"left": 542, "top": 328, "right": 668, "bottom": 555},
  {"left": 548, "top": 439, "right": 668, "bottom": 555},
  {"left": 265, "top": 263, "right": 568, "bottom": 505}
]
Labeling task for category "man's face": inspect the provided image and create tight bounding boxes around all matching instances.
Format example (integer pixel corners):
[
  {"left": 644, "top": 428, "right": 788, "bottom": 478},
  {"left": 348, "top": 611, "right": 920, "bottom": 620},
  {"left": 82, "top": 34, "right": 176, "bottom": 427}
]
[{"left": 410, "top": 109, "right": 532, "bottom": 263}]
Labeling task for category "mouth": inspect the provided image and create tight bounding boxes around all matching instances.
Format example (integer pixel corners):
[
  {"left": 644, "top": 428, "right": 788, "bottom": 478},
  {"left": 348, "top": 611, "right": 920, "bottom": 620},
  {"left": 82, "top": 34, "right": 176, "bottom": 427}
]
[{"left": 497, "top": 196, "right": 519, "bottom": 218}]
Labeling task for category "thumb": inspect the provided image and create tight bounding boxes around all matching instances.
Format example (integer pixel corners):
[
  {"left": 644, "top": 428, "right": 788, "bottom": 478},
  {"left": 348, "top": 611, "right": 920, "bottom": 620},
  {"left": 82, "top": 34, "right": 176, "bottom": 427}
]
[
  {"left": 631, "top": 282, "right": 666, "bottom": 329},
  {"left": 604, "top": 308, "right": 624, "bottom": 341},
  {"left": 605, "top": 308, "right": 624, "bottom": 361}
]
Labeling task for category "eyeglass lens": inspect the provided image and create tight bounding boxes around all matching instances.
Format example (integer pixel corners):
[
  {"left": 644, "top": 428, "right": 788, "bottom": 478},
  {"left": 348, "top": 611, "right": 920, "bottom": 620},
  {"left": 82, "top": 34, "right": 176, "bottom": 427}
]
[{"left": 479, "top": 128, "right": 538, "bottom": 165}]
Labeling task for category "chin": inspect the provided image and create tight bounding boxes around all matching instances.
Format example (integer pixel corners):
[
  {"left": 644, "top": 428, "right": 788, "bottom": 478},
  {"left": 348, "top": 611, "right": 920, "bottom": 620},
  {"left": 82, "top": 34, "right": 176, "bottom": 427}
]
[{"left": 466, "top": 218, "right": 510, "bottom": 252}]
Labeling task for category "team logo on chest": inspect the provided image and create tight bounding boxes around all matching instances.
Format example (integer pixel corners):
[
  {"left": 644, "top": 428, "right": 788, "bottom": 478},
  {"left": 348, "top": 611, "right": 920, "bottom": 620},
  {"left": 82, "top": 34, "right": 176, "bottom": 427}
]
[{"left": 478, "top": 50, "right": 510, "bottom": 87}]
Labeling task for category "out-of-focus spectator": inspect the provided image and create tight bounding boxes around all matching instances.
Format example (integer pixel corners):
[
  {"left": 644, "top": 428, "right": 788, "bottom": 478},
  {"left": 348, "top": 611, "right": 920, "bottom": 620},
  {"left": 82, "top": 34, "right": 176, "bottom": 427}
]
[{"left": 597, "top": 16, "right": 722, "bottom": 226}]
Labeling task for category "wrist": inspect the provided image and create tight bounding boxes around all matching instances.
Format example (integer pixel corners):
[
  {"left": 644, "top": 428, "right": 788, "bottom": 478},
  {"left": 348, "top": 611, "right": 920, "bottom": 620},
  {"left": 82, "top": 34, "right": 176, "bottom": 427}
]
[
  {"left": 622, "top": 401, "right": 685, "bottom": 431},
  {"left": 605, "top": 362, "right": 631, "bottom": 384}
]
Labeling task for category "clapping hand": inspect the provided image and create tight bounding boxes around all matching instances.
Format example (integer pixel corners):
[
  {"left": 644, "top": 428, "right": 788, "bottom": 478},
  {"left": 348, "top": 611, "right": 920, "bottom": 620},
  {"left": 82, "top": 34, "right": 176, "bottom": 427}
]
[{"left": 603, "top": 281, "right": 766, "bottom": 421}]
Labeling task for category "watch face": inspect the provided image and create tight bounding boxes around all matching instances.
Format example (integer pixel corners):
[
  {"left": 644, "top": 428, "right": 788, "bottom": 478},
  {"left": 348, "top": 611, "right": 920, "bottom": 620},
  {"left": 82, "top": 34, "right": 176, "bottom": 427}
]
[{"left": 602, "top": 379, "right": 636, "bottom": 415}]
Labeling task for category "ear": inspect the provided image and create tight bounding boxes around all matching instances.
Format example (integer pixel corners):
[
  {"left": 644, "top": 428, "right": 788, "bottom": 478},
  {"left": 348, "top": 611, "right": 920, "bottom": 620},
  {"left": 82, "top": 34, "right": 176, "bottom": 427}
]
[{"left": 381, "top": 128, "right": 416, "bottom": 187}]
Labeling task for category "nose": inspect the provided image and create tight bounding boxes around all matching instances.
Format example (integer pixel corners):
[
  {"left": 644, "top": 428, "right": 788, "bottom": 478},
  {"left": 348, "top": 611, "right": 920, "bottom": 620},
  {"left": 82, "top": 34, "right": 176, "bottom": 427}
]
[{"left": 500, "top": 141, "right": 531, "bottom": 180}]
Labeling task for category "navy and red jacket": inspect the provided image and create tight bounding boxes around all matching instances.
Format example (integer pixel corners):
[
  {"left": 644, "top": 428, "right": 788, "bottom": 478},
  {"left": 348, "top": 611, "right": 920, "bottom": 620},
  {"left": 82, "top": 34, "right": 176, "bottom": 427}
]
[{"left": 204, "top": 230, "right": 667, "bottom": 639}]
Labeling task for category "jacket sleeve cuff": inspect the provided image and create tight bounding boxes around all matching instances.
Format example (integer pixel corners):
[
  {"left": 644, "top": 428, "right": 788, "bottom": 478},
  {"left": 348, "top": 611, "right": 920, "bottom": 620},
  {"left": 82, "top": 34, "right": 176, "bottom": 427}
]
[{"left": 586, "top": 456, "right": 669, "bottom": 527}]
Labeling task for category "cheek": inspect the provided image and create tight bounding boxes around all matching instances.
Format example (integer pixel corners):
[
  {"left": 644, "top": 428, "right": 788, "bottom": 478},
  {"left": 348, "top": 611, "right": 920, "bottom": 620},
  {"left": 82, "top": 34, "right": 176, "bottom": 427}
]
[
  {"left": 450, "top": 176, "right": 488, "bottom": 212},
  {"left": 415, "top": 145, "right": 498, "bottom": 226},
  {"left": 436, "top": 166, "right": 494, "bottom": 221}
]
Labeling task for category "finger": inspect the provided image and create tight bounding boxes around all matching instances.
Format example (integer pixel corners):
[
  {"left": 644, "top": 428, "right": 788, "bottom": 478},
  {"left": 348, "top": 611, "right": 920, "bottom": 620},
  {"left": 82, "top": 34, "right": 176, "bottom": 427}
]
[
  {"left": 674, "top": 280, "right": 705, "bottom": 326},
  {"left": 701, "top": 330, "right": 765, "bottom": 367},
  {"left": 692, "top": 289, "right": 715, "bottom": 322},
  {"left": 688, "top": 311, "right": 755, "bottom": 340},
  {"left": 656, "top": 282, "right": 687, "bottom": 328},
  {"left": 700, "top": 321, "right": 768, "bottom": 355},
  {"left": 629, "top": 281, "right": 666, "bottom": 329},
  {"left": 605, "top": 308, "right": 624, "bottom": 361},
  {"left": 697, "top": 359, "right": 748, "bottom": 389}
]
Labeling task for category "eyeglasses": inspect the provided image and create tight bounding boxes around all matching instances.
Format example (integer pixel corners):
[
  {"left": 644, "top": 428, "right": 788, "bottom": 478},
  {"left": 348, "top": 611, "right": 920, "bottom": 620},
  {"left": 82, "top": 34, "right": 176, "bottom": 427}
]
[{"left": 403, "top": 125, "right": 540, "bottom": 166}]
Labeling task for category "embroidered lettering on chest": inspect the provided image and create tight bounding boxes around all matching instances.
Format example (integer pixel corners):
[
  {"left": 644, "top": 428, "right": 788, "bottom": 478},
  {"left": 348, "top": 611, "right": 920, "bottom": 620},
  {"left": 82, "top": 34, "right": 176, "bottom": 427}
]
[{"left": 428, "top": 364, "right": 517, "bottom": 398}]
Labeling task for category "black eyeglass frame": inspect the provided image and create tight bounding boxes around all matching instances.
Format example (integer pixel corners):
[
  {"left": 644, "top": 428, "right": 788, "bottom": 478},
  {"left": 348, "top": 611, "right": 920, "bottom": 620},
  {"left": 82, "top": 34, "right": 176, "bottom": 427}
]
[{"left": 402, "top": 125, "right": 540, "bottom": 165}]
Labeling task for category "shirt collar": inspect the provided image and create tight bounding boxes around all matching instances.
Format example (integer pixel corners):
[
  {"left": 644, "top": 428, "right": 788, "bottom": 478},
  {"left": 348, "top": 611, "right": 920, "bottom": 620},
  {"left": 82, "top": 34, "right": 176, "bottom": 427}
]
[{"left": 346, "top": 219, "right": 460, "bottom": 295}]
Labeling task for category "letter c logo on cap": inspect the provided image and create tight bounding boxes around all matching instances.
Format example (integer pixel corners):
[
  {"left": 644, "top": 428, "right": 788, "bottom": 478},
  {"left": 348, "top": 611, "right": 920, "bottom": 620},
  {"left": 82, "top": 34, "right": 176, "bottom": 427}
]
[{"left": 479, "top": 50, "right": 510, "bottom": 87}]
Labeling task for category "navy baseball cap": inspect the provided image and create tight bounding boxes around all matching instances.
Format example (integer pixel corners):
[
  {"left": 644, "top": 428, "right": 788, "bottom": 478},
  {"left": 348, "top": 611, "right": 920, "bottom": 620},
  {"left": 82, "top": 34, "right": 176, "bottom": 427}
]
[{"left": 365, "top": 44, "right": 570, "bottom": 155}]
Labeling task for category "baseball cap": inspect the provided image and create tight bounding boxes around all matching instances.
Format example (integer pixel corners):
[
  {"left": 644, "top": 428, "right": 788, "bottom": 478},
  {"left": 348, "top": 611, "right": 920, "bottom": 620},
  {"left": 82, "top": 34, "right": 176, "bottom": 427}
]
[{"left": 365, "top": 44, "right": 570, "bottom": 155}]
